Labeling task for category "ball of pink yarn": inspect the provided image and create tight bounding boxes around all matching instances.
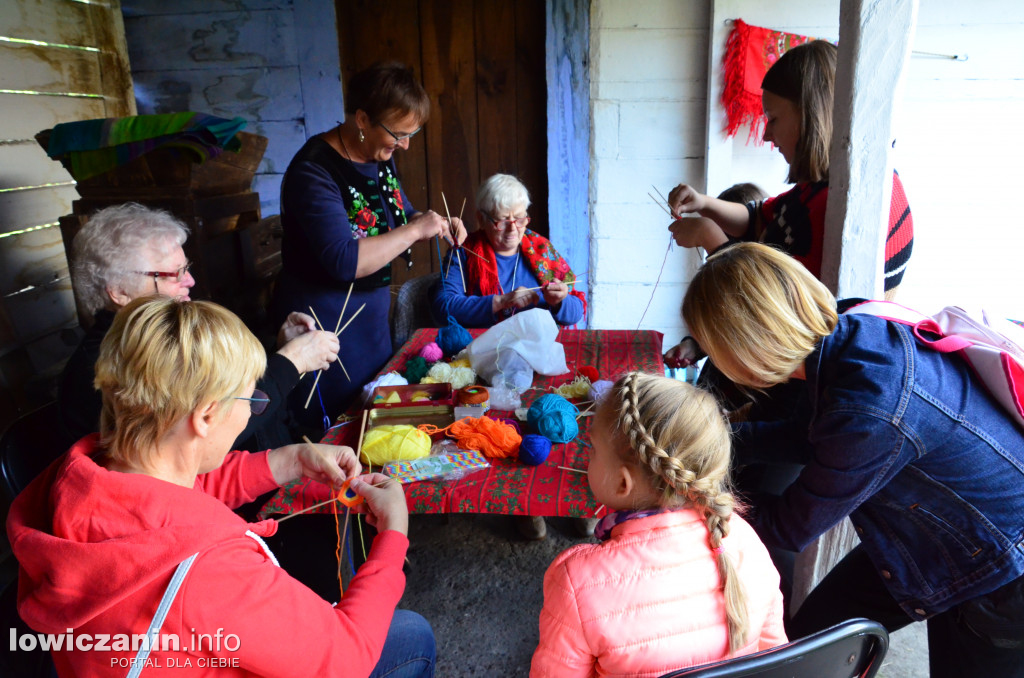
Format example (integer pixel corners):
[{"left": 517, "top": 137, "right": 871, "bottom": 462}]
[{"left": 419, "top": 341, "right": 444, "bottom": 363}]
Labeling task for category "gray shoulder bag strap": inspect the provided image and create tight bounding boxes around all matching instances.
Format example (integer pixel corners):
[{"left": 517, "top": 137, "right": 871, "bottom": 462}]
[{"left": 127, "top": 552, "right": 199, "bottom": 678}]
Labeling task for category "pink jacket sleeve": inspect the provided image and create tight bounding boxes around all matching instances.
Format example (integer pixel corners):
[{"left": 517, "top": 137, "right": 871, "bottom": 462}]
[
  {"left": 530, "top": 557, "right": 596, "bottom": 678},
  {"left": 758, "top": 587, "right": 789, "bottom": 651},
  {"left": 194, "top": 450, "right": 279, "bottom": 509}
]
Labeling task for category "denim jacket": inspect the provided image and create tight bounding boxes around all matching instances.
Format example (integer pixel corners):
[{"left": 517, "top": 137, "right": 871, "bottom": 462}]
[{"left": 738, "top": 314, "right": 1024, "bottom": 621}]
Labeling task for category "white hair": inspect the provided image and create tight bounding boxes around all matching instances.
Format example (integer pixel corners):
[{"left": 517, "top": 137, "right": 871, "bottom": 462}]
[
  {"left": 476, "top": 174, "right": 531, "bottom": 217},
  {"left": 70, "top": 203, "right": 189, "bottom": 317}
]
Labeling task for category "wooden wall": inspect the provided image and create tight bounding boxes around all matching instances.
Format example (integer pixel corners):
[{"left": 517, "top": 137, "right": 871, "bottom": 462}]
[
  {"left": 121, "top": 0, "right": 343, "bottom": 217},
  {"left": 336, "top": 0, "right": 549, "bottom": 287},
  {"left": 0, "top": 0, "right": 134, "bottom": 429}
]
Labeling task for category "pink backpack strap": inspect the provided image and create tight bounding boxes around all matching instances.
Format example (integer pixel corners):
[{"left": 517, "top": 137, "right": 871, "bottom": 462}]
[{"left": 847, "top": 301, "right": 972, "bottom": 352}]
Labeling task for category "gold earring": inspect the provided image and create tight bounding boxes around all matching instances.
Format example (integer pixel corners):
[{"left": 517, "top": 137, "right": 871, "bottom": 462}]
[{"left": 358, "top": 129, "right": 365, "bottom": 143}]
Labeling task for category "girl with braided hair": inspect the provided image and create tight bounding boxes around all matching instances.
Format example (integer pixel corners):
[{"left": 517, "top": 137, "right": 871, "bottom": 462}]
[{"left": 530, "top": 372, "right": 786, "bottom": 677}]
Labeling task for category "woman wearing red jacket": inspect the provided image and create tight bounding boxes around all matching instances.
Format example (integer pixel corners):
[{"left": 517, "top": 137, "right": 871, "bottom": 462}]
[{"left": 7, "top": 297, "right": 434, "bottom": 677}]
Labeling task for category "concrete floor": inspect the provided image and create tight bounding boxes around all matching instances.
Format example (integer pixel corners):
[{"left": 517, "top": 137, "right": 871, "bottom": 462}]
[{"left": 398, "top": 513, "right": 930, "bottom": 677}]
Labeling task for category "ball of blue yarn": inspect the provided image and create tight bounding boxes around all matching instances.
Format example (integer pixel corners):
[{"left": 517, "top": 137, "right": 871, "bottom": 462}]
[
  {"left": 527, "top": 394, "right": 579, "bottom": 443},
  {"left": 518, "top": 434, "right": 552, "bottom": 466},
  {"left": 436, "top": 315, "right": 472, "bottom": 356}
]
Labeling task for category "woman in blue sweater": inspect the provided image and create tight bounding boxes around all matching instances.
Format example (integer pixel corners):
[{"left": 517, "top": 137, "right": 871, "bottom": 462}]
[
  {"left": 431, "top": 174, "right": 585, "bottom": 328},
  {"left": 272, "top": 63, "right": 463, "bottom": 428},
  {"left": 682, "top": 242, "right": 1024, "bottom": 678}
]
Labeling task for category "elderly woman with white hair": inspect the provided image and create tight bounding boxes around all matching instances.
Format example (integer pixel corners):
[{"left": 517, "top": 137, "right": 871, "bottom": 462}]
[
  {"left": 430, "top": 175, "right": 587, "bottom": 540},
  {"left": 431, "top": 173, "right": 585, "bottom": 327},
  {"left": 10, "top": 296, "right": 435, "bottom": 677},
  {"left": 58, "top": 202, "right": 340, "bottom": 450}
]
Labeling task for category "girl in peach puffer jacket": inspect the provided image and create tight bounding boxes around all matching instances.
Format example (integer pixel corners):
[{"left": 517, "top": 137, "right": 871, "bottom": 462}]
[{"left": 531, "top": 372, "right": 787, "bottom": 677}]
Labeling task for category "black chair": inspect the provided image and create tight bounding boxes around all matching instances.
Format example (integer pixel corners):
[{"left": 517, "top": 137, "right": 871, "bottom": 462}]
[
  {"left": 1, "top": 401, "right": 68, "bottom": 678},
  {"left": 659, "top": 618, "right": 889, "bottom": 678},
  {"left": 391, "top": 272, "right": 443, "bottom": 348},
  {"left": 1, "top": 401, "right": 73, "bottom": 504}
]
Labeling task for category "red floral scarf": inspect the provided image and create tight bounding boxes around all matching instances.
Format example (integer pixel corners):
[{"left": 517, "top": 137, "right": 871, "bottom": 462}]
[
  {"left": 462, "top": 229, "right": 587, "bottom": 317},
  {"left": 722, "top": 19, "right": 816, "bottom": 142}
]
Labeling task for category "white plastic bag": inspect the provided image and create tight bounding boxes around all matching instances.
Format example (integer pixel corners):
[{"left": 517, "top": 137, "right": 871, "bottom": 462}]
[{"left": 468, "top": 308, "right": 569, "bottom": 389}]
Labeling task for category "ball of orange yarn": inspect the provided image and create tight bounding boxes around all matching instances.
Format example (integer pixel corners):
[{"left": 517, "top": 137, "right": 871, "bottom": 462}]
[{"left": 449, "top": 416, "right": 522, "bottom": 459}]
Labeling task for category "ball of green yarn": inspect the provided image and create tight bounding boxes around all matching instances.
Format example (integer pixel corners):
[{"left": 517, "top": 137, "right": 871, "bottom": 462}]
[{"left": 403, "top": 355, "right": 431, "bottom": 383}]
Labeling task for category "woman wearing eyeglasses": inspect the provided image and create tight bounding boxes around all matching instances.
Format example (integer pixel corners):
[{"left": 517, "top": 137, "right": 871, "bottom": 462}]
[
  {"left": 272, "top": 62, "right": 466, "bottom": 429},
  {"left": 9, "top": 296, "right": 436, "bottom": 678},
  {"left": 431, "top": 173, "right": 585, "bottom": 328},
  {"left": 59, "top": 202, "right": 340, "bottom": 450}
]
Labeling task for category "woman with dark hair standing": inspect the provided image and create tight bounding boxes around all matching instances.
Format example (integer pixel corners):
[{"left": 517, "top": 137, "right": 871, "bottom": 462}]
[{"left": 273, "top": 62, "right": 465, "bottom": 428}]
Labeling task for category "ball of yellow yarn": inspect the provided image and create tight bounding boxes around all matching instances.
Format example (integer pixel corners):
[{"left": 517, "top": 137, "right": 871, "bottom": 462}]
[
  {"left": 450, "top": 358, "right": 472, "bottom": 369},
  {"left": 360, "top": 425, "right": 431, "bottom": 466}
]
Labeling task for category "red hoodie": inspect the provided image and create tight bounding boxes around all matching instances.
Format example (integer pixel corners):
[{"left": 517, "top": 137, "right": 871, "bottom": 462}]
[{"left": 6, "top": 436, "right": 408, "bottom": 677}]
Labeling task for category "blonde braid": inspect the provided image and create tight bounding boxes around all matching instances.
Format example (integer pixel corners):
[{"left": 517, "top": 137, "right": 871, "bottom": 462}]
[
  {"left": 618, "top": 372, "right": 697, "bottom": 498},
  {"left": 609, "top": 372, "right": 749, "bottom": 653}
]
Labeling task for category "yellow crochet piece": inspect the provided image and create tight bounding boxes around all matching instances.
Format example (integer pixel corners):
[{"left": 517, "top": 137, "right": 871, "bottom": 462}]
[
  {"left": 551, "top": 376, "right": 592, "bottom": 399},
  {"left": 360, "top": 425, "right": 432, "bottom": 466},
  {"left": 383, "top": 391, "right": 402, "bottom": 404}
]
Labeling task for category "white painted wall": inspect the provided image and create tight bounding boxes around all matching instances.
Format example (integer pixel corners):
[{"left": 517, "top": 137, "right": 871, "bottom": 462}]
[
  {"left": 589, "top": 0, "right": 1024, "bottom": 349},
  {"left": 588, "top": 1, "right": 709, "bottom": 347}
]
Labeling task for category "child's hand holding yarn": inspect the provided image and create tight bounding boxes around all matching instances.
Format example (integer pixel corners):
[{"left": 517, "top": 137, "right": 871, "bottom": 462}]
[
  {"left": 668, "top": 216, "right": 729, "bottom": 251},
  {"left": 667, "top": 183, "right": 708, "bottom": 218},
  {"left": 541, "top": 280, "right": 568, "bottom": 307},
  {"left": 348, "top": 473, "right": 409, "bottom": 536}
]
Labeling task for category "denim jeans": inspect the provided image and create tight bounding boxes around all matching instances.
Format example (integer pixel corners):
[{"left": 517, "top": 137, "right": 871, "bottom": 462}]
[
  {"left": 368, "top": 609, "right": 436, "bottom": 678},
  {"left": 790, "top": 546, "right": 1024, "bottom": 678}
]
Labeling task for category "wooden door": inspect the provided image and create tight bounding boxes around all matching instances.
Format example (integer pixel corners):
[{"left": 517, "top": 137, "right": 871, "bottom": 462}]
[{"left": 335, "top": 0, "right": 548, "bottom": 288}]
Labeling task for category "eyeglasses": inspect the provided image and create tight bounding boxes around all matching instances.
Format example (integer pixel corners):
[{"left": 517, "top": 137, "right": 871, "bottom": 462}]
[
  {"left": 486, "top": 214, "right": 531, "bottom": 230},
  {"left": 378, "top": 122, "right": 422, "bottom": 142},
  {"left": 236, "top": 388, "right": 270, "bottom": 416},
  {"left": 136, "top": 261, "right": 192, "bottom": 283}
]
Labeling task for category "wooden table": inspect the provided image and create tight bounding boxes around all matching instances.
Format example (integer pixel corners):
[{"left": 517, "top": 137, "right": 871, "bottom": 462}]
[{"left": 260, "top": 328, "right": 664, "bottom": 518}]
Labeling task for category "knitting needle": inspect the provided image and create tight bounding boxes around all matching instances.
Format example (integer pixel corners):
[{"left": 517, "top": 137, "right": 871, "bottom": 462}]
[
  {"left": 356, "top": 409, "right": 369, "bottom": 464},
  {"left": 558, "top": 465, "right": 587, "bottom": 474},
  {"left": 335, "top": 283, "right": 354, "bottom": 334},
  {"left": 308, "top": 305, "right": 326, "bottom": 332},
  {"left": 335, "top": 303, "right": 366, "bottom": 336},
  {"left": 277, "top": 477, "right": 396, "bottom": 523},
  {"left": 276, "top": 496, "right": 340, "bottom": 523},
  {"left": 452, "top": 197, "right": 490, "bottom": 260},
  {"left": 303, "top": 369, "right": 324, "bottom": 409},
  {"left": 515, "top": 273, "right": 588, "bottom": 293},
  {"left": 442, "top": 191, "right": 467, "bottom": 294},
  {"left": 647, "top": 191, "right": 671, "bottom": 218},
  {"left": 576, "top": 401, "right": 597, "bottom": 419},
  {"left": 303, "top": 309, "right": 328, "bottom": 408}
]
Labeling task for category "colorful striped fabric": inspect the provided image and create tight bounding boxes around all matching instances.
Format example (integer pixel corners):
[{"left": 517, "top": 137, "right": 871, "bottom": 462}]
[{"left": 46, "top": 112, "right": 247, "bottom": 180}]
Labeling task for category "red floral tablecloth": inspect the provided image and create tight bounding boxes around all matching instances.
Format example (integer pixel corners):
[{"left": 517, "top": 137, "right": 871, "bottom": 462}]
[{"left": 260, "top": 328, "right": 664, "bottom": 517}]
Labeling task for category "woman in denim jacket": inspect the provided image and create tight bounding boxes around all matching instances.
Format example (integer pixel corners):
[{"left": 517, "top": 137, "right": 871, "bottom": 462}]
[{"left": 683, "top": 242, "right": 1024, "bottom": 678}]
